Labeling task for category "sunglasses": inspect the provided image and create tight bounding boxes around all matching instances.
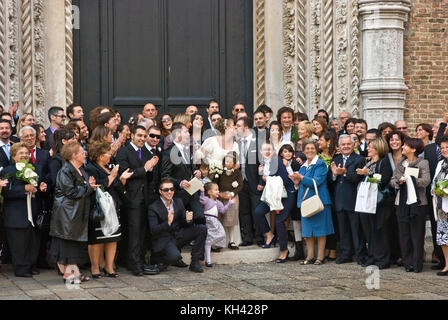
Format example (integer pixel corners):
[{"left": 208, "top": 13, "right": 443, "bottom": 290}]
[
  {"left": 235, "top": 108, "right": 244, "bottom": 112},
  {"left": 149, "top": 134, "right": 161, "bottom": 139},
  {"left": 160, "top": 187, "right": 175, "bottom": 192},
  {"left": 397, "top": 127, "right": 408, "bottom": 130},
  {"left": 162, "top": 118, "right": 172, "bottom": 123}
]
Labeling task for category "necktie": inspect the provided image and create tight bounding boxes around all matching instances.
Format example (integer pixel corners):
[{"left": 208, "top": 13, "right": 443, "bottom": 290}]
[
  {"left": 30, "top": 148, "right": 36, "bottom": 164},
  {"left": 437, "top": 145, "right": 443, "bottom": 162},
  {"left": 343, "top": 155, "right": 348, "bottom": 166},
  {"left": 3, "top": 144, "right": 10, "bottom": 160},
  {"left": 137, "top": 148, "right": 142, "bottom": 160}
]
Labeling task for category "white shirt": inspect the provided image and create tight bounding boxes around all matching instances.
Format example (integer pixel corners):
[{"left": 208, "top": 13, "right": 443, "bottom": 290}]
[
  {"left": 173, "top": 141, "right": 188, "bottom": 163},
  {"left": 282, "top": 128, "right": 292, "bottom": 142},
  {"left": 0, "top": 140, "right": 11, "bottom": 160}
]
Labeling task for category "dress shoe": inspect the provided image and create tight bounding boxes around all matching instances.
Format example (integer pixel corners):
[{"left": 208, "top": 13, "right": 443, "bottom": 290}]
[
  {"left": 205, "top": 262, "right": 213, "bottom": 268},
  {"left": 211, "top": 248, "right": 221, "bottom": 253},
  {"left": 15, "top": 273, "right": 33, "bottom": 278},
  {"left": 228, "top": 242, "right": 239, "bottom": 250},
  {"left": 189, "top": 261, "right": 203, "bottom": 273},
  {"left": 172, "top": 259, "right": 188, "bottom": 268},
  {"left": 143, "top": 264, "right": 160, "bottom": 275},
  {"left": 405, "top": 266, "right": 414, "bottom": 272},
  {"left": 31, "top": 267, "right": 40, "bottom": 275},
  {"left": 437, "top": 270, "right": 448, "bottom": 276},
  {"left": 289, "top": 241, "right": 305, "bottom": 261},
  {"left": 240, "top": 241, "right": 253, "bottom": 247},
  {"left": 335, "top": 257, "right": 353, "bottom": 264},
  {"left": 376, "top": 264, "right": 390, "bottom": 270},
  {"left": 431, "top": 263, "right": 445, "bottom": 270},
  {"left": 132, "top": 268, "right": 144, "bottom": 277}
]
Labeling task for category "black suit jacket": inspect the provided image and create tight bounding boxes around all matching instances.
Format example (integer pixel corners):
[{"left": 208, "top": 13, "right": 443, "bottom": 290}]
[
  {"left": 34, "top": 148, "right": 51, "bottom": 184},
  {"left": 161, "top": 144, "right": 194, "bottom": 190},
  {"left": 2, "top": 164, "right": 44, "bottom": 228},
  {"left": 0, "top": 145, "right": 11, "bottom": 174},
  {"left": 144, "top": 144, "right": 162, "bottom": 201},
  {"left": 329, "top": 152, "right": 365, "bottom": 212},
  {"left": 116, "top": 143, "right": 152, "bottom": 208},
  {"left": 238, "top": 132, "right": 263, "bottom": 193},
  {"left": 43, "top": 127, "right": 53, "bottom": 150},
  {"left": 424, "top": 143, "right": 440, "bottom": 204},
  {"left": 147, "top": 198, "right": 193, "bottom": 253}
]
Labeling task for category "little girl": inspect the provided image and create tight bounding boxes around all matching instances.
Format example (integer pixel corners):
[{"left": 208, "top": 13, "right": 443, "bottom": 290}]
[
  {"left": 218, "top": 152, "right": 243, "bottom": 250},
  {"left": 200, "top": 182, "right": 235, "bottom": 267}
]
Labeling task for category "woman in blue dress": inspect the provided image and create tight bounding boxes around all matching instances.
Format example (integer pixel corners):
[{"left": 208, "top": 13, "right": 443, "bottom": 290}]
[{"left": 291, "top": 139, "right": 334, "bottom": 265}]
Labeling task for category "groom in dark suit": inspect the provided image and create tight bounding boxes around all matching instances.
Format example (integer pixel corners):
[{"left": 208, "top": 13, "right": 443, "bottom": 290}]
[
  {"left": 116, "top": 125, "right": 160, "bottom": 276},
  {"left": 148, "top": 178, "right": 207, "bottom": 273},
  {"left": 161, "top": 122, "right": 205, "bottom": 225},
  {"left": 329, "top": 134, "right": 367, "bottom": 265}
]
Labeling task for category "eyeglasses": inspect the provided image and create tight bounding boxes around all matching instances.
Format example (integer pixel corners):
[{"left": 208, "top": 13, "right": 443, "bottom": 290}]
[
  {"left": 160, "top": 187, "right": 174, "bottom": 192},
  {"left": 149, "top": 133, "right": 161, "bottom": 139},
  {"left": 397, "top": 127, "right": 408, "bottom": 130},
  {"left": 162, "top": 118, "right": 172, "bottom": 123},
  {"left": 235, "top": 109, "right": 244, "bottom": 112},
  {"left": 56, "top": 114, "right": 67, "bottom": 119}
]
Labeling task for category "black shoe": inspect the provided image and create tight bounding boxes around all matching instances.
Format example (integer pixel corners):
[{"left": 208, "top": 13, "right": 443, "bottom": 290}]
[
  {"left": 172, "top": 259, "right": 188, "bottom": 268},
  {"left": 158, "top": 264, "right": 168, "bottom": 272},
  {"left": 335, "top": 257, "right": 353, "bottom": 264},
  {"left": 15, "top": 273, "right": 33, "bottom": 278},
  {"left": 189, "top": 261, "right": 203, "bottom": 273},
  {"left": 30, "top": 267, "right": 40, "bottom": 276},
  {"left": 437, "top": 270, "right": 448, "bottom": 276},
  {"left": 289, "top": 241, "right": 305, "bottom": 261},
  {"left": 228, "top": 242, "right": 239, "bottom": 250},
  {"left": 431, "top": 263, "right": 445, "bottom": 270},
  {"left": 376, "top": 264, "right": 390, "bottom": 270},
  {"left": 240, "top": 241, "right": 253, "bottom": 247},
  {"left": 211, "top": 248, "right": 221, "bottom": 253},
  {"left": 205, "top": 262, "right": 213, "bottom": 268},
  {"left": 143, "top": 264, "right": 160, "bottom": 275},
  {"left": 256, "top": 240, "right": 265, "bottom": 247},
  {"left": 132, "top": 268, "right": 144, "bottom": 277},
  {"left": 405, "top": 266, "right": 414, "bottom": 272}
]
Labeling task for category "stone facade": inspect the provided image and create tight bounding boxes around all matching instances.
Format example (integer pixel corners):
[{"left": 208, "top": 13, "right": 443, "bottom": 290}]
[
  {"left": 403, "top": 0, "right": 448, "bottom": 135},
  {"left": 0, "top": 0, "right": 444, "bottom": 130}
]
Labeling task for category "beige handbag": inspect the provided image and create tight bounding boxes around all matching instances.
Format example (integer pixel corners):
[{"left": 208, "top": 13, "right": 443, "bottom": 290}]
[{"left": 301, "top": 179, "right": 324, "bottom": 218}]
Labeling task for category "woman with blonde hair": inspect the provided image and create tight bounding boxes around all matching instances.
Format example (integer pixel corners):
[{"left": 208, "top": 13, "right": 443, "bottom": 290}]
[{"left": 16, "top": 113, "right": 35, "bottom": 134}]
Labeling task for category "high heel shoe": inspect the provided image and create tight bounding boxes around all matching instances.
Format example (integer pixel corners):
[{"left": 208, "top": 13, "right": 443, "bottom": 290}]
[
  {"left": 262, "top": 236, "right": 277, "bottom": 248},
  {"left": 275, "top": 251, "right": 289, "bottom": 264}
]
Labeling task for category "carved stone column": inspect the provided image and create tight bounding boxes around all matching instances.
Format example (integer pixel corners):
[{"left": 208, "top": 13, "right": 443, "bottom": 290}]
[{"left": 359, "top": 0, "right": 411, "bottom": 129}]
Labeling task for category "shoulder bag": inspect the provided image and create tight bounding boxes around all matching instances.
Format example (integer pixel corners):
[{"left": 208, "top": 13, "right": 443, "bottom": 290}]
[{"left": 301, "top": 179, "right": 324, "bottom": 218}]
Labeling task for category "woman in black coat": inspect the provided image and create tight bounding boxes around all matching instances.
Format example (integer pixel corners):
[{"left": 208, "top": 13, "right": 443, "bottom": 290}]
[
  {"left": 85, "top": 141, "right": 133, "bottom": 278},
  {"left": 356, "top": 138, "right": 394, "bottom": 269},
  {"left": 49, "top": 141, "right": 99, "bottom": 284},
  {"left": 2, "top": 143, "right": 47, "bottom": 277}
]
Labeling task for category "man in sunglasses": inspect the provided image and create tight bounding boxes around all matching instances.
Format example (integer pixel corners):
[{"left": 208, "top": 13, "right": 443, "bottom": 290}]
[
  {"left": 232, "top": 102, "right": 245, "bottom": 119},
  {"left": 145, "top": 126, "right": 163, "bottom": 205},
  {"left": 148, "top": 178, "right": 207, "bottom": 273},
  {"left": 395, "top": 120, "right": 409, "bottom": 136},
  {"left": 43, "top": 106, "right": 66, "bottom": 150}
]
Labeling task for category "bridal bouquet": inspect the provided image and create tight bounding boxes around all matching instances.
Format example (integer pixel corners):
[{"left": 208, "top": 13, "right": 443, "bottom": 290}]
[
  {"left": 433, "top": 179, "right": 448, "bottom": 197},
  {"left": 209, "top": 162, "right": 223, "bottom": 179}
]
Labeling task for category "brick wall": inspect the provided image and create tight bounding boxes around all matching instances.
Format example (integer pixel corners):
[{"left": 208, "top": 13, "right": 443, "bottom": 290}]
[{"left": 403, "top": 0, "right": 448, "bottom": 137}]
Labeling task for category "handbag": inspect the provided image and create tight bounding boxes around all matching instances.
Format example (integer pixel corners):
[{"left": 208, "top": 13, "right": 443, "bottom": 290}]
[
  {"left": 35, "top": 209, "right": 51, "bottom": 230},
  {"left": 91, "top": 201, "right": 105, "bottom": 223},
  {"left": 355, "top": 177, "right": 378, "bottom": 214},
  {"left": 301, "top": 179, "right": 324, "bottom": 218},
  {"left": 376, "top": 159, "right": 396, "bottom": 205}
]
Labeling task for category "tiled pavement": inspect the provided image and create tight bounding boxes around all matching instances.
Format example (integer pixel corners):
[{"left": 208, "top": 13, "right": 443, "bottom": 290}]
[{"left": 0, "top": 259, "right": 447, "bottom": 300}]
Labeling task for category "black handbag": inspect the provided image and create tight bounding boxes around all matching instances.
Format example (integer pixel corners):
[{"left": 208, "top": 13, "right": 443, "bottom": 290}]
[
  {"left": 376, "top": 158, "right": 396, "bottom": 205},
  {"left": 91, "top": 201, "right": 105, "bottom": 223},
  {"left": 35, "top": 209, "right": 51, "bottom": 230}
]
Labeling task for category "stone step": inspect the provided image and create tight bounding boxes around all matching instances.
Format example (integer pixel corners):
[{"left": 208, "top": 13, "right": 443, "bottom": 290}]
[{"left": 181, "top": 239, "right": 436, "bottom": 265}]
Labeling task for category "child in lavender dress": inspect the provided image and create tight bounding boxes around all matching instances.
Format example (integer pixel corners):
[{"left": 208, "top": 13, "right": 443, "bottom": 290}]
[{"left": 200, "top": 182, "right": 235, "bottom": 267}]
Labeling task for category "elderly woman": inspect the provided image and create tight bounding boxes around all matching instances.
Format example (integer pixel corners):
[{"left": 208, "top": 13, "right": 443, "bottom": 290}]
[
  {"left": 49, "top": 141, "right": 99, "bottom": 284},
  {"left": 390, "top": 137, "right": 431, "bottom": 273},
  {"left": 431, "top": 135, "right": 448, "bottom": 276},
  {"left": 293, "top": 139, "right": 334, "bottom": 265},
  {"left": 356, "top": 138, "right": 393, "bottom": 269},
  {"left": 86, "top": 142, "right": 133, "bottom": 278},
  {"left": 2, "top": 143, "right": 47, "bottom": 277},
  {"left": 329, "top": 117, "right": 341, "bottom": 133}
]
